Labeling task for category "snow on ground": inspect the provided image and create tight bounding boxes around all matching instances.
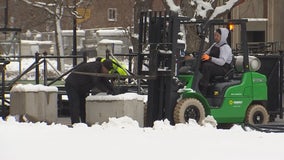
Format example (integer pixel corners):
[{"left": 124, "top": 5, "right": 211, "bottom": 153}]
[
  {"left": 2, "top": 57, "right": 284, "bottom": 160},
  {"left": 0, "top": 116, "right": 284, "bottom": 160}
]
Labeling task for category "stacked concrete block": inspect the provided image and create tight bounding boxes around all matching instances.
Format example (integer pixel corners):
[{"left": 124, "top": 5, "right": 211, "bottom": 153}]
[
  {"left": 10, "top": 84, "right": 58, "bottom": 123},
  {"left": 86, "top": 93, "right": 147, "bottom": 127}
]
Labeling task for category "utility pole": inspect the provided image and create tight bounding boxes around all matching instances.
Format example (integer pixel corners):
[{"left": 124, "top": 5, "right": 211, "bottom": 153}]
[{"left": 72, "top": 0, "right": 77, "bottom": 66}]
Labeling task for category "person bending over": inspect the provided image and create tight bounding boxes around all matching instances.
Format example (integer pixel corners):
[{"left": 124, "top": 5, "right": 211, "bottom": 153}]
[{"left": 65, "top": 59, "right": 114, "bottom": 124}]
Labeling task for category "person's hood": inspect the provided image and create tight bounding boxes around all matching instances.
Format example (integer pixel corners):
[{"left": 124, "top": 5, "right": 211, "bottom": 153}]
[{"left": 216, "top": 28, "right": 229, "bottom": 47}]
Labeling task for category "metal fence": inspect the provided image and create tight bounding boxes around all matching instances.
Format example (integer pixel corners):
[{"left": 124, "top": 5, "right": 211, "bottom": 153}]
[{"left": 0, "top": 52, "right": 87, "bottom": 117}]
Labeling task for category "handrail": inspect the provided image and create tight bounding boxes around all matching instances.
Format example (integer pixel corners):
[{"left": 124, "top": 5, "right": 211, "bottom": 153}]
[
  {"left": 7, "top": 59, "right": 44, "bottom": 89},
  {"left": 47, "top": 61, "right": 85, "bottom": 86},
  {"left": 5, "top": 52, "right": 87, "bottom": 90}
]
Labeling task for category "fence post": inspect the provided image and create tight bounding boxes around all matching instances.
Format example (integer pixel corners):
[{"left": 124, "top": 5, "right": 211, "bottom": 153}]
[
  {"left": 0, "top": 58, "right": 10, "bottom": 117},
  {"left": 43, "top": 52, "right": 47, "bottom": 85},
  {"left": 128, "top": 48, "right": 133, "bottom": 83},
  {"left": 83, "top": 51, "right": 87, "bottom": 63},
  {"left": 35, "top": 52, "right": 40, "bottom": 84},
  {"left": 280, "top": 50, "right": 283, "bottom": 119},
  {"left": 106, "top": 49, "right": 110, "bottom": 59}
]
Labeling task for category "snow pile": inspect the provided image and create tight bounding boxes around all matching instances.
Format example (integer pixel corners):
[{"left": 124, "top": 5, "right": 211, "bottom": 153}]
[
  {"left": 100, "top": 116, "right": 140, "bottom": 129},
  {"left": 86, "top": 92, "right": 147, "bottom": 102},
  {"left": 98, "top": 39, "right": 123, "bottom": 45},
  {"left": 96, "top": 28, "right": 128, "bottom": 36},
  {"left": 1, "top": 116, "right": 284, "bottom": 160},
  {"left": 10, "top": 84, "right": 58, "bottom": 92}
]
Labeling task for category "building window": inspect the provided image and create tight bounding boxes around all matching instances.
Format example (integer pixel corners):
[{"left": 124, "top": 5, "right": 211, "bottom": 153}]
[
  {"left": 247, "top": 31, "right": 265, "bottom": 42},
  {"left": 108, "top": 8, "right": 117, "bottom": 21}
]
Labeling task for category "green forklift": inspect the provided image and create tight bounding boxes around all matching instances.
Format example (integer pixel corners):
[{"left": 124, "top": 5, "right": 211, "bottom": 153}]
[
  {"left": 174, "top": 19, "right": 270, "bottom": 125},
  {"left": 138, "top": 11, "right": 282, "bottom": 127}
]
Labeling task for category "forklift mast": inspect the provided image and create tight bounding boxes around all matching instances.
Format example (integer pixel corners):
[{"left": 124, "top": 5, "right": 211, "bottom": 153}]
[{"left": 138, "top": 11, "right": 180, "bottom": 126}]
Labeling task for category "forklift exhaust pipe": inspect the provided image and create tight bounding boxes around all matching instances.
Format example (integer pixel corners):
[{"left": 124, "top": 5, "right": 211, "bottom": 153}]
[{"left": 235, "top": 56, "right": 261, "bottom": 72}]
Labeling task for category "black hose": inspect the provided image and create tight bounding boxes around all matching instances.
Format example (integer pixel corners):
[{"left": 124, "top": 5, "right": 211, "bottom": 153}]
[{"left": 241, "top": 123, "right": 284, "bottom": 133}]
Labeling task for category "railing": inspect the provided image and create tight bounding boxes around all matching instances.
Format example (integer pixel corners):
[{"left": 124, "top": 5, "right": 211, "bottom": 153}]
[
  {"left": 0, "top": 48, "right": 148, "bottom": 117},
  {"left": 235, "top": 41, "right": 281, "bottom": 55},
  {"left": 0, "top": 52, "right": 87, "bottom": 116},
  {"left": 5, "top": 52, "right": 87, "bottom": 89}
]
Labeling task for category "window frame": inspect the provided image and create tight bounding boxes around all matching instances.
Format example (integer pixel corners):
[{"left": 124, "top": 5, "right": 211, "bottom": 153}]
[{"left": 107, "top": 8, "right": 117, "bottom": 22}]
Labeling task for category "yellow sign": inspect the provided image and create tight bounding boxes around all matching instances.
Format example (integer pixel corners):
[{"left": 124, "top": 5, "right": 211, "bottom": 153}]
[{"left": 76, "top": 8, "right": 91, "bottom": 24}]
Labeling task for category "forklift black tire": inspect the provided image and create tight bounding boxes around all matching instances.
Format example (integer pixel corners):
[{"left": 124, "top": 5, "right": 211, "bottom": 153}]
[
  {"left": 174, "top": 98, "right": 205, "bottom": 124},
  {"left": 245, "top": 104, "right": 269, "bottom": 125}
]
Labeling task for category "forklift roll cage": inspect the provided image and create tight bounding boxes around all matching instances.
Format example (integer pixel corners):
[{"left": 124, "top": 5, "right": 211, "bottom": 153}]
[{"left": 189, "top": 19, "right": 250, "bottom": 92}]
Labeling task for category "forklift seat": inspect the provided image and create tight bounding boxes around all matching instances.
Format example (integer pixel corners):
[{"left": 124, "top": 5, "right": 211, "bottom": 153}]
[
  {"left": 211, "top": 56, "right": 236, "bottom": 83},
  {"left": 211, "top": 68, "right": 235, "bottom": 82}
]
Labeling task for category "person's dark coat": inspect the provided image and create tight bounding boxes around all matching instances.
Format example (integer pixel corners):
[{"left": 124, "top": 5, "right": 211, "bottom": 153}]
[
  {"left": 65, "top": 61, "right": 114, "bottom": 124},
  {"left": 65, "top": 61, "right": 114, "bottom": 94}
]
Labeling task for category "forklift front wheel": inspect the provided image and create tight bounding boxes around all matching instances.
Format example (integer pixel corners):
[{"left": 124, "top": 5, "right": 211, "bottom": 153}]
[
  {"left": 245, "top": 104, "right": 269, "bottom": 125},
  {"left": 174, "top": 98, "right": 205, "bottom": 125}
]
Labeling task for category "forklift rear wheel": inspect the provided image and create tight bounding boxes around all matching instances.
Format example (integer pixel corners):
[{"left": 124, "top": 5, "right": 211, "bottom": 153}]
[
  {"left": 245, "top": 104, "right": 269, "bottom": 125},
  {"left": 174, "top": 98, "right": 205, "bottom": 124}
]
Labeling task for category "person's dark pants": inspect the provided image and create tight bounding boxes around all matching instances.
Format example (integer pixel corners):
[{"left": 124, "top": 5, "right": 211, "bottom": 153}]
[
  {"left": 65, "top": 82, "right": 87, "bottom": 124},
  {"left": 199, "top": 61, "right": 227, "bottom": 95}
]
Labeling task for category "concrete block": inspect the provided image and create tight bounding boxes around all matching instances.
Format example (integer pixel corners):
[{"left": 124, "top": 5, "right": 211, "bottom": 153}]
[
  {"left": 10, "top": 84, "right": 58, "bottom": 123},
  {"left": 86, "top": 93, "right": 147, "bottom": 127}
]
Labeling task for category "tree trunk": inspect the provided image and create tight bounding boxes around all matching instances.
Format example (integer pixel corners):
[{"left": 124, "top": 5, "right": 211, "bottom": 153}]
[
  {"left": 180, "top": 0, "right": 203, "bottom": 53},
  {"left": 55, "top": 6, "right": 65, "bottom": 72},
  {"left": 54, "top": 16, "right": 61, "bottom": 71}
]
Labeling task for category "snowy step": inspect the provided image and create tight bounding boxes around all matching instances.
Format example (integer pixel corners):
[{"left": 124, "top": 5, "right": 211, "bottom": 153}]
[
  {"left": 86, "top": 93, "right": 147, "bottom": 127},
  {"left": 9, "top": 84, "right": 58, "bottom": 123}
]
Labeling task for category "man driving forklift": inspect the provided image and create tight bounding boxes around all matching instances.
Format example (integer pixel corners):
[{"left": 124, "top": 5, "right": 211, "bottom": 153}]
[{"left": 199, "top": 28, "right": 233, "bottom": 95}]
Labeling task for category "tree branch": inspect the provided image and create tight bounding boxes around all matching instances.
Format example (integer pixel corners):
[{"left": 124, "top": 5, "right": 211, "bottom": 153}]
[
  {"left": 209, "top": 0, "right": 242, "bottom": 19},
  {"left": 20, "top": 0, "right": 56, "bottom": 15}
]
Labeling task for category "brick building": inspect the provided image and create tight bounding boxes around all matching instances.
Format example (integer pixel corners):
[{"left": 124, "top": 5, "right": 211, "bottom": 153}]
[
  {"left": 0, "top": 0, "right": 182, "bottom": 31},
  {"left": 0, "top": 0, "right": 283, "bottom": 51},
  {"left": 78, "top": 0, "right": 135, "bottom": 29},
  {"left": 231, "top": 0, "right": 284, "bottom": 50}
]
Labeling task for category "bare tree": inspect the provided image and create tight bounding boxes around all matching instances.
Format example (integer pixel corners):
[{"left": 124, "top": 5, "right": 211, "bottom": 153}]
[
  {"left": 163, "top": 0, "right": 244, "bottom": 52},
  {"left": 19, "top": 0, "right": 87, "bottom": 71}
]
